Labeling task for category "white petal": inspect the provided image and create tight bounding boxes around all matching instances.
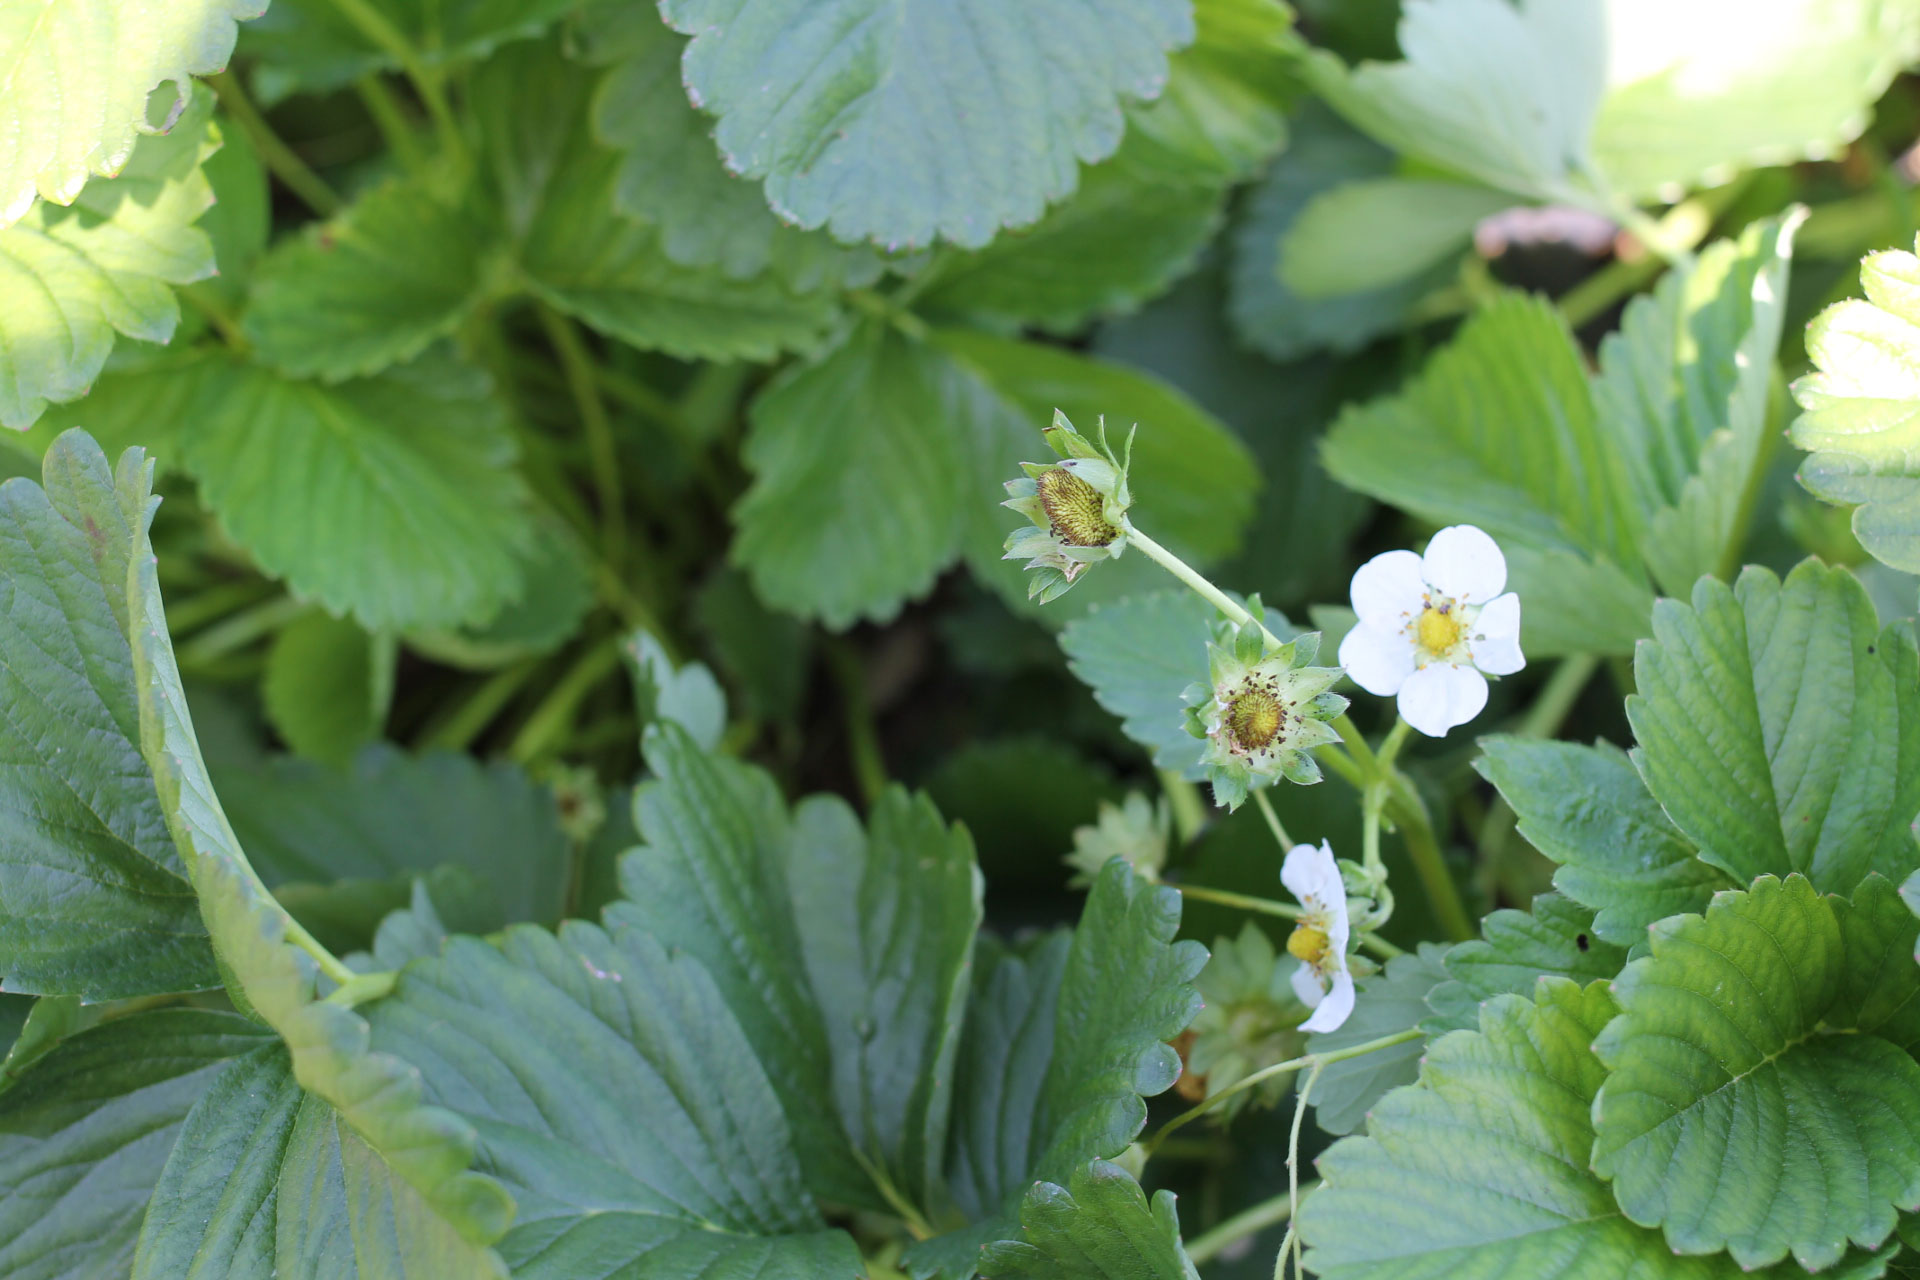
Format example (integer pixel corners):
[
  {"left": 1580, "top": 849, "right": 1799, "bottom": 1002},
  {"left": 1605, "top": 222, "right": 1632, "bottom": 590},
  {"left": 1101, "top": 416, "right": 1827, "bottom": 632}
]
[
  {"left": 1290, "top": 961, "right": 1325, "bottom": 1010},
  {"left": 1281, "top": 840, "right": 1342, "bottom": 906},
  {"left": 1338, "top": 622, "right": 1416, "bottom": 697},
  {"left": 1349, "top": 550, "right": 1426, "bottom": 626},
  {"left": 1299, "top": 969, "right": 1355, "bottom": 1033},
  {"left": 1397, "top": 662, "right": 1489, "bottom": 737},
  {"left": 1421, "top": 525, "right": 1507, "bottom": 604},
  {"left": 1469, "top": 593, "right": 1525, "bottom": 676}
]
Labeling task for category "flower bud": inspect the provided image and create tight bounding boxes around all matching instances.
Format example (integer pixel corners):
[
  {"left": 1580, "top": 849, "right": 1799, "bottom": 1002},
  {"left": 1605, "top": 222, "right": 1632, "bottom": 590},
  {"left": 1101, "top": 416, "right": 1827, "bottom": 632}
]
[{"left": 1001, "top": 409, "right": 1135, "bottom": 603}]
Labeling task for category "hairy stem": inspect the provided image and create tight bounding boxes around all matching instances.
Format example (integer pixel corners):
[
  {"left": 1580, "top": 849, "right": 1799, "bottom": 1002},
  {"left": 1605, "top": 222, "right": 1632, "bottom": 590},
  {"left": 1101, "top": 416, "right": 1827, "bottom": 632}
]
[
  {"left": 1185, "top": 1184, "right": 1316, "bottom": 1265},
  {"left": 208, "top": 73, "right": 341, "bottom": 216},
  {"left": 1252, "top": 788, "right": 1294, "bottom": 852}
]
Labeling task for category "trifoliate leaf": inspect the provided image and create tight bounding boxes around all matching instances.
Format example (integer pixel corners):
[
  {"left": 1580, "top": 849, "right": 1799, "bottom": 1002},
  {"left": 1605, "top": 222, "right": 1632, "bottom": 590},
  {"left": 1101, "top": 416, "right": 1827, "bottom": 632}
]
[
  {"left": 239, "top": 0, "right": 577, "bottom": 102},
  {"left": 0, "top": 87, "right": 218, "bottom": 429},
  {"left": 1229, "top": 105, "right": 1455, "bottom": 360},
  {"left": 1310, "top": 943, "right": 1449, "bottom": 1136},
  {"left": 213, "top": 745, "right": 573, "bottom": 936},
  {"left": 586, "top": 12, "right": 885, "bottom": 291},
  {"left": 0, "top": 0, "right": 261, "bottom": 225},
  {"left": 1281, "top": 178, "right": 1510, "bottom": 298},
  {"left": 1793, "top": 238, "right": 1920, "bottom": 574},
  {"left": 363, "top": 924, "right": 865, "bottom": 1279},
  {"left": 624, "top": 629, "right": 726, "bottom": 751},
  {"left": 1321, "top": 291, "right": 1652, "bottom": 655},
  {"left": 980, "top": 1160, "right": 1200, "bottom": 1280},
  {"left": 1301, "top": 978, "right": 1832, "bottom": 1279},
  {"left": 1120, "top": 0, "right": 1298, "bottom": 184},
  {"left": 1601, "top": 213, "right": 1799, "bottom": 595},
  {"left": 1476, "top": 737, "right": 1730, "bottom": 946},
  {"left": 1059, "top": 590, "right": 1295, "bottom": 779},
  {"left": 1300, "top": 0, "right": 1604, "bottom": 205},
  {"left": 0, "top": 441, "right": 215, "bottom": 999},
  {"left": 157, "top": 349, "right": 537, "bottom": 632},
  {"left": 733, "top": 319, "right": 978, "bottom": 628},
  {"left": 0, "top": 1010, "right": 269, "bottom": 1280},
  {"left": 39, "top": 431, "right": 516, "bottom": 1255},
  {"left": 1628, "top": 560, "right": 1920, "bottom": 892},
  {"left": 1422, "top": 894, "right": 1628, "bottom": 1036},
  {"left": 243, "top": 180, "right": 496, "bottom": 382},
  {"left": 477, "top": 38, "right": 846, "bottom": 363},
  {"left": 658, "top": 0, "right": 1195, "bottom": 250},
  {"left": 1591, "top": 874, "right": 1920, "bottom": 1270},
  {"left": 1591, "top": 0, "right": 1920, "bottom": 199},
  {"left": 262, "top": 611, "right": 392, "bottom": 767}
]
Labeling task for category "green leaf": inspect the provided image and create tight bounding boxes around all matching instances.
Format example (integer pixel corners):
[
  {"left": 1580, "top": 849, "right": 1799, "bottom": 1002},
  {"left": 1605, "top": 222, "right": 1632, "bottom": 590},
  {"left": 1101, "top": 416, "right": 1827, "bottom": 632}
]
[
  {"left": 693, "top": 569, "right": 814, "bottom": 724},
  {"left": 1599, "top": 214, "right": 1799, "bottom": 595},
  {"left": 1300, "top": 978, "right": 1832, "bottom": 1279},
  {"left": 41, "top": 429, "right": 517, "bottom": 1257},
  {"left": 1591, "top": 0, "right": 1920, "bottom": 199},
  {"left": 1792, "top": 238, "right": 1920, "bottom": 574},
  {"left": 1119, "top": 0, "right": 1298, "bottom": 184},
  {"left": 239, "top": 0, "right": 576, "bottom": 102},
  {"left": 1476, "top": 737, "right": 1730, "bottom": 946},
  {"left": 1309, "top": 943, "right": 1449, "bottom": 1136},
  {"left": 1300, "top": 0, "right": 1603, "bottom": 204},
  {"left": 0, "top": 1009, "right": 269, "bottom": 1280},
  {"left": 1228, "top": 104, "right": 1455, "bottom": 360},
  {"left": 194, "top": 121, "right": 267, "bottom": 307},
  {"left": 585, "top": 11, "right": 885, "bottom": 292},
  {"left": 477, "top": 38, "right": 847, "bottom": 363},
  {"left": 214, "top": 745, "right": 573, "bottom": 932},
  {"left": 0, "top": 87, "right": 218, "bottom": 429},
  {"left": 137, "top": 1040, "right": 510, "bottom": 1280},
  {"left": 624, "top": 629, "right": 726, "bottom": 751},
  {"left": 365, "top": 922, "right": 864, "bottom": 1278},
  {"left": 0, "top": 1, "right": 260, "bottom": 225},
  {"left": 263, "top": 611, "right": 392, "bottom": 767},
  {"left": 1422, "top": 894, "right": 1628, "bottom": 1035},
  {"left": 658, "top": 0, "right": 1195, "bottom": 249},
  {"left": 1628, "top": 560, "right": 1920, "bottom": 892},
  {"left": 404, "top": 510, "right": 595, "bottom": 668},
  {"left": 1591, "top": 874, "right": 1920, "bottom": 1269},
  {"left": 158, "top": 349, "right": 536, "bottom": 632},
  {"left": 1281, "top": 178, "right": 1511, "bottom": 298},
  {"left": 733, "top": 319, "right": 976, "bottom": 627},
  {"left": 789, "top": 786, "right": 983, "bottom": 1207},
  {"left": 980, "top": 1160, "right": 1199, "bottom": 1280},
  {"left": 1059, "top": 590, "right": 1294, "bottom": 778},
  {"left": 242, "top": 180, "right": 495, "bottom": 382},
  {"left": 1321, "top": 291, "right": 1653, "bottom": 656},
  {"left": 0, "top": 442, "right": 215, "bottom": 999}
]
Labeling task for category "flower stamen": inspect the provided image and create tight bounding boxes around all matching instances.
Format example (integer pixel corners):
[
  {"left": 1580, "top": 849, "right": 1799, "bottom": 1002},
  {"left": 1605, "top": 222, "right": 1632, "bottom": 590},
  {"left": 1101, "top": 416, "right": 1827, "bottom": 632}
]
[
  {"left": 1415, "top": 601, "right": 1464, "bottom": 658},
  {"left": 1037, "top": 467, "right": 1120, "bottom": 547},
  {"left": 1225, "top": 680, "right": 1286, "bottom": 752}
]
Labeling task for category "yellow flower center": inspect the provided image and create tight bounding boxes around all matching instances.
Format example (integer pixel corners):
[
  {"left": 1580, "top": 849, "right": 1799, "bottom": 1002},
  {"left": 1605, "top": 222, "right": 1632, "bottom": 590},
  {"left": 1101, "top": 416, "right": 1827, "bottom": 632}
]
[
  {"left": 1037, "top": 468, "right": 1119, "bottom": 547},
  {"left": 1416, "top": 604, "right": 1464, "bottom": 656},
  {"left": 1226, "top": 683, "right": 1285, "bottom": 751},
  {"left": 1287, "top": 924, "right": 1330, "bottom": 968}
]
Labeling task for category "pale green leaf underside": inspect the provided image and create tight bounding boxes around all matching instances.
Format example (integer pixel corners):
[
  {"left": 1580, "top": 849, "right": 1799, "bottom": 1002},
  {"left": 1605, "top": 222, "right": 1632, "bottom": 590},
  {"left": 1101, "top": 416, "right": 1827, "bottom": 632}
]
[
  {"left": 243, "top": 180, "right": 494, "bottom": 382},
  {"left": 1794, "top": 240, "right": 1920, "bottom": 573},
  {"left": 0, "top": 88, "right": 217, "bottom": 430},
  {"left": 659, "top": 0, "right": 1195, "bottom": 250},
  {"left": 1592, "top": 874, "right": 1920, "bottom": 1270},
  {"left": 0, "top": 0, "right": 262, "bottom": 225},
  {"left": 1476, "top": 736, "right": 1729, "bottom": 946},
  {"left": 981, "top": 1160, "right": 1199, "bottom": 1280},
  {"left": 1627, "top": 560, "right": 1920, "bottom": 892},
  {"left": 0, "top": 1009, "right": 267, "bottom": 1280},
  {"left": 1281, "top": 178, "right": 1510, "bottom": 299}
]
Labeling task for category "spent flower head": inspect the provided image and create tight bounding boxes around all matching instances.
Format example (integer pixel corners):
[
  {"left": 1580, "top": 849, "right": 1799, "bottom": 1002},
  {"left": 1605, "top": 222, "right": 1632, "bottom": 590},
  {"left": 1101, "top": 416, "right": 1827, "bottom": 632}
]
[
  {"left": 1065, "top": 792, "right": 1171, "bottom": 888},
  {"left": 1337, "top": 524, "right": 1524, "bottom": 737},
  {"left": 1282, "top": 840, "right": 1355, "bottom": 1033},
  {"left": 1182, "top": 608, "right": 1347, "bottom": 811},
  {"left": 1002, "top": 409, "right": 1134, "bottom": 603},
  {"left": 1180, "top": 923, "right": 1310, "bottom": 1115}
]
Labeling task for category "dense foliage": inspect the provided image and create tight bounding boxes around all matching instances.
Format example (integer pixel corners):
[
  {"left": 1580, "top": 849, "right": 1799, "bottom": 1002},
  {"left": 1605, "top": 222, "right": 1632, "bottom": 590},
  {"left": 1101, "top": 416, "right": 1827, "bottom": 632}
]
[{"left": 1, "top": 1, "right": 1919, "bottom": 1277}]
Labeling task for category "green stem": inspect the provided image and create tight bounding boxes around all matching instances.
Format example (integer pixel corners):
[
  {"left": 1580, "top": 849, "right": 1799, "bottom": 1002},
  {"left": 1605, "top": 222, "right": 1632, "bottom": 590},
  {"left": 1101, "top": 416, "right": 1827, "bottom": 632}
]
[
  {"left": 355, "top": 73, "right": 427, "bottom": 175},
  {"left": 324, "top": 0, "right": 467, "bottom": 168},
  {"left": 1397, "top": 794, "right": 1473, "bottom": 941},
  {"left": 1276, "top": 1061, "right": 1324, "bottom": 1280},
  {"left": 509, "top": 640, "right": 622, "bottom": 765},
  {"left": 180, "top": 285, "right": 250, "bottom": 352},
  {"left": 421, "top": 660, "right": 543, "bottom": 752},
  {"left": 175, "top": 595, "right": 308, "bottom": 666},
  {"left": 1184, "top": 1185, "right": 1314, "bottom": 1265},
  {"left": 537, "top": 304, "right": 627, "bottom": 576},
  {"left": 208, "top": 73, "right": 341, "bottom": 216},
  {"left": 1159, "top": 769, "right": 1208, "bottom": 844},
  {"left": 1145, "top": 1028, "right": 1418, "bottom": 1155},
  {"left": 828, "top": 641, "right": 887, "bottom": 807},
  {"left": 1124, "top": 523, "right": 1274, "bottom": 643},
  {"left": 1717, "top": 365, "right": 1787, "bottom": 583},
  {"left": 1252, "top": 789, "right": 1293, "bottom": 852},
  {"left": 164, "top": 578, "right": 274, "bottom": 637}
]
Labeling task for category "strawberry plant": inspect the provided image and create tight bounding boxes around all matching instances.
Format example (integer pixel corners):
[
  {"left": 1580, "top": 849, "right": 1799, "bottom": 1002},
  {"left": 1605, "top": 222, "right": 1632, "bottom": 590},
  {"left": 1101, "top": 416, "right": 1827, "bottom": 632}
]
[{"left": 1, "top": 1, "right": 1919, "bottom": 1278}]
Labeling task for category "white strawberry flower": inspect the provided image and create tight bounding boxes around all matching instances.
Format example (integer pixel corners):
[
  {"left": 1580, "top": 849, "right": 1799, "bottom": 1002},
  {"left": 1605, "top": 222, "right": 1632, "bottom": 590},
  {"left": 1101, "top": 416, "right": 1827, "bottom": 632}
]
[
  {"left": 1281, "top": 840, "right": 1354, "bottom": 1034},
  {"left": 1336, "top": 524, "right": 1524, "bottom": 738}
]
